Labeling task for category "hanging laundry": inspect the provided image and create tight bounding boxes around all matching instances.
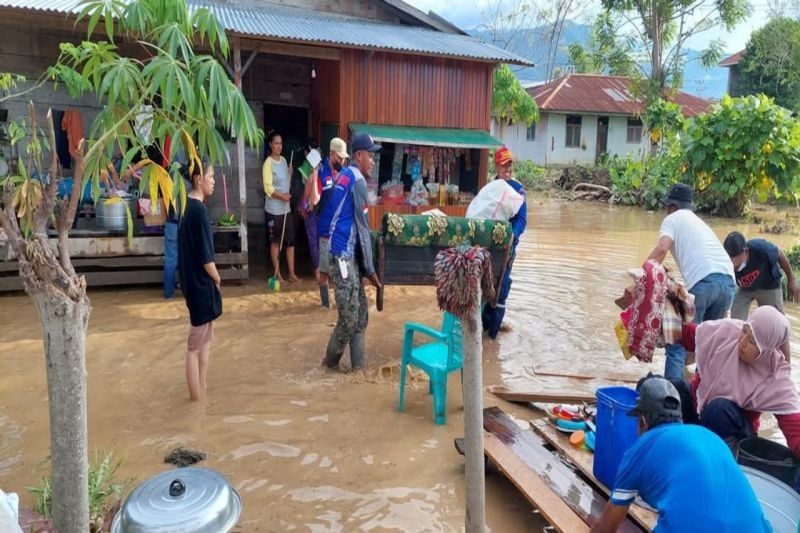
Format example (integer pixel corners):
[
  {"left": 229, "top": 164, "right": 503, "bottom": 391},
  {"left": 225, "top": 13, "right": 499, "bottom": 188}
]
[
  {"left": 61, "top": 109, "right": 84, "bottom": 158},
  {"left": 52, "top": 109, "right": 71, "bottom": 169},
  {"left": 422, "top": 147, "right": 434, "bottom": 178},
  {"left": 391, "top": 145, "right": 404, "bottom": 180}
]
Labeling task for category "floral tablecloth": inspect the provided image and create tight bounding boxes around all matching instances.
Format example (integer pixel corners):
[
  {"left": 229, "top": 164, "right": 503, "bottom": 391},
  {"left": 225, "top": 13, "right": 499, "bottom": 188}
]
[{"left": 380, "top": 214, "right": 511, "bottom": 249}]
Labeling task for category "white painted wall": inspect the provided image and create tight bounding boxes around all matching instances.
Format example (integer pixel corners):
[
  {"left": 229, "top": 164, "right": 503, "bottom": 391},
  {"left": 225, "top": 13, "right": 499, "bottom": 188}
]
[
  {"left": 495, "top": 112, "right": 652, "bottom": 166},
  {"left": 492, "top": 116, "right": 548, "bottom": 163},
  {"left": 542, "top": 113, "right": 597, "bottom": 166},
  {"left": 606, "top": 115, "right": 648, "bottom": 161}
]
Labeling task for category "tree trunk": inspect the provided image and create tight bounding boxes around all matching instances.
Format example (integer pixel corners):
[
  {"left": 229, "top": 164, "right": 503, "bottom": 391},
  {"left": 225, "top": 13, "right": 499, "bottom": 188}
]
[
  {"left": 28, "top": 277, "right": 91, "bottom": 532},
  {"left": 7, "top": 231, "right": 91, "bottom": 531},
  {"left": 0, "top": 106, "right": 92, "bottom": 532}
]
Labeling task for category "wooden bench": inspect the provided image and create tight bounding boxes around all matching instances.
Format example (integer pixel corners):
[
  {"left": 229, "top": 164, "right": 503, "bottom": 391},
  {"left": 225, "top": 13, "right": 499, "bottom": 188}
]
[{"left": 0, "top": 223, "right": 247, "bottom": 291}]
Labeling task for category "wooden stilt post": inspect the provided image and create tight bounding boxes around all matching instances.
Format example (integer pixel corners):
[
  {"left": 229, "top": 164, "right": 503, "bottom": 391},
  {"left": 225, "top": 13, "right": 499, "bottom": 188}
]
[
  {"left": 233, "top": 39, "right": 249, "bottom": 279},
  {"left": 463, "top": 284, "right": 486, "bottom": 533}
]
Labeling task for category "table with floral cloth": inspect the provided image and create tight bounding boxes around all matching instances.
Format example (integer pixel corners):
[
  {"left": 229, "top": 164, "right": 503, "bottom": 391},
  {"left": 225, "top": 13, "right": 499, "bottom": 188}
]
[{"left": 375, "top": 214, "right": 512, "bottom": 310}]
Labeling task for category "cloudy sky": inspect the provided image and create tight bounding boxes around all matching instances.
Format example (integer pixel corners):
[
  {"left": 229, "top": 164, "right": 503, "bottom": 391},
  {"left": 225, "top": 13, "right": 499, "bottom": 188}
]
[{"left": 405, "top": 0, "right": 771, "bottom": 54}]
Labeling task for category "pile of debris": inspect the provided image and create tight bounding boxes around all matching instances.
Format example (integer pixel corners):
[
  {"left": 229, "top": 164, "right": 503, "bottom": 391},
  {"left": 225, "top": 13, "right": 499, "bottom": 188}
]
[{"left": 555, "top": 166, "right": 612, "bottom": 202}]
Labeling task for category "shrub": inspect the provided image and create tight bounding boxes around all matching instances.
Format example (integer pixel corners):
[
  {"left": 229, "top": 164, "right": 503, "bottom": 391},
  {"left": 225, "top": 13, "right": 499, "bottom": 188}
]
[
  {"left": 606, "top": 154, "right": 679, "bottom": 209},
  {"left": 682, "top": 94, "right": 800, "bottom": 217}
]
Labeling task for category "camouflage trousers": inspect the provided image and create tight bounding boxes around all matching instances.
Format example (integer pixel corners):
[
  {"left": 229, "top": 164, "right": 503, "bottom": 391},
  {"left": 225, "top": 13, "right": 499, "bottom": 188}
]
[{"left": 324, "top": 255, "right": 368, "bottom": 369}]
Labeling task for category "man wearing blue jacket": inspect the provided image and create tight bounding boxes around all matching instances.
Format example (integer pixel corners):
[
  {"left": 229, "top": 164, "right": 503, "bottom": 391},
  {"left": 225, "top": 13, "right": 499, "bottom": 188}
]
[
  {"left": 322, "top": 133, "right": 382, "bottom": 371},
  {"left": 482, "top": 147, "right": 527, "bottom": 338}
]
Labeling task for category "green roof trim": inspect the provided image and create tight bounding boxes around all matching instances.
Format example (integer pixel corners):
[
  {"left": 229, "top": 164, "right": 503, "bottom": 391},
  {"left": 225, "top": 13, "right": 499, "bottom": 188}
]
[{"left": 350, "top": 123, "right": 502, "bottom": 149}]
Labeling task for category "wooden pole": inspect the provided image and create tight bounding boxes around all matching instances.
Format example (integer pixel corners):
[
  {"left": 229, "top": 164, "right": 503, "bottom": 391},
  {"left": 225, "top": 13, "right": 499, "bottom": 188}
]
[
  {"left": 463, "top": 285, "right": 485, "bottom": 533},
  {"left": 233, "top": 39, "right": 249, "bottom": 279}
]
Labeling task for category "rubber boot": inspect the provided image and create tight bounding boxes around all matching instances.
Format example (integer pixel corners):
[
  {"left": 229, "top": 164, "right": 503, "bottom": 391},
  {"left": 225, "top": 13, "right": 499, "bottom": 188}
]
[
  {"left": 350, "top": 333, "right": 365, "bottom": 370},
  {"left": 319, "top": 284, "right": 330, "bottom": 308}
]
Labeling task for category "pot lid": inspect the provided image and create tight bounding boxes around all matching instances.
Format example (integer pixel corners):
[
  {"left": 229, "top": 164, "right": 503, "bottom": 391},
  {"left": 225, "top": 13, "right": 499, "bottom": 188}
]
[{"left": 112, "top": 467, "right": 241, "bottom": 533}]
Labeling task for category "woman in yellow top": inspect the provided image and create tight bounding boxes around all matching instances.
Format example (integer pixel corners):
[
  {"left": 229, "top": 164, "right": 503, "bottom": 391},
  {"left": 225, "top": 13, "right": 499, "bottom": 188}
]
[{"left": 262, "top": 131, "right": 299, "bottom": 282}]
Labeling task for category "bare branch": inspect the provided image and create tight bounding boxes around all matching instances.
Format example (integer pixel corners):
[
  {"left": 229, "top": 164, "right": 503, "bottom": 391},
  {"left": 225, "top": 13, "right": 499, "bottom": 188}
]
[{"left": 31, "top": 106, "right": 59, "bottom": 236}]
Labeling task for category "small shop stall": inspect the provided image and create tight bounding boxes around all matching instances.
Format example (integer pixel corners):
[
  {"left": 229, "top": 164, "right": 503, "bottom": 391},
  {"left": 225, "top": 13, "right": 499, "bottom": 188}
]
[{"left": 349, "top": 124, "right": 503, "bottom": 229}]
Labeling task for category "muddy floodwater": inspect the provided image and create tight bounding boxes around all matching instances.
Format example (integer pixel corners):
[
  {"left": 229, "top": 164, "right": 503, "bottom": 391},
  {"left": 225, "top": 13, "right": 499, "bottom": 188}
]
[{"left": 2, "top": 199, "right": 800, "bottom": 531}]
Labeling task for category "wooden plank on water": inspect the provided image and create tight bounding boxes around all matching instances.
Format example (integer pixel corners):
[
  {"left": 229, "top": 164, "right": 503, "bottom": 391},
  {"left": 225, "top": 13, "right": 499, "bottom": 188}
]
[
  {"left": 483, "top": 406, "right": 642, "bottom": 532},
  {"left": 490, "top": 386, "right": 596, "bottom": 404},
  {"left": 484, "top": 432, "right": 589, "bottom": 533},
  {"left": 531, "top": 418, "right": 657, "bottom": 532},
  {"left": 532, "top": 365, "right": 641, "bottom": 384}
]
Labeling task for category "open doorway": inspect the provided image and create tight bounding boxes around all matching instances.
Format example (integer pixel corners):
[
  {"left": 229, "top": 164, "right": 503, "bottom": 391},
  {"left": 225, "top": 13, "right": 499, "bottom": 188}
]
[
  {"left": 260, "top": 103, "right": 313, "bottom": 276},
  {"left": 264, "top": 104, "right": 309, "bottom": 170},
  {"left": 595, "top": 116, "right": 609, "bottom": 164}
]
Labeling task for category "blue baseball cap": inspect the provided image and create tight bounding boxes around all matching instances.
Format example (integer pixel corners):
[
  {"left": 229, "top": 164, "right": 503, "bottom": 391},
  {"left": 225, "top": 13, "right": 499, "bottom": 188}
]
[{"left": 351, "top": 133, "right": 382, "bottom": 153}]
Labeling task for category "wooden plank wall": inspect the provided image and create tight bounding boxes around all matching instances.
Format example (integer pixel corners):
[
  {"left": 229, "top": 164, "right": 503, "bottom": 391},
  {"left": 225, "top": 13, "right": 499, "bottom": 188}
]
[
  {"left": 339, "top": 49, "right": 494, "bottom": 185},
  {"left": 339, "top": 50, "right": 494, "bottom": 130},
  {"left": 310, "top": 59, "right": 341, "bottom": 144},
  {"left": 0, "top": 21, "right": 105, "bottom": 165}
]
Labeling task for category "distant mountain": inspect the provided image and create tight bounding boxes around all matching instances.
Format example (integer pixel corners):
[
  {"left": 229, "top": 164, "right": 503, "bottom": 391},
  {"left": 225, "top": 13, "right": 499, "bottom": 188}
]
[{"left": 470, "top": 21, "right": 730, "bottom": 99}]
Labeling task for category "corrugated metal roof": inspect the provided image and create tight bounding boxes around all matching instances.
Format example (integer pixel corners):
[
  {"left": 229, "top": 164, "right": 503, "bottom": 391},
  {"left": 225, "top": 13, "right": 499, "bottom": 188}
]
[
  {"left": 0, "top": 0, "right": 531, "bottom": 65},
  {"left": 350, "top": 123, "right": 502, "bottom": 148},
  {"left": 530, "top": 74, "right": 712, "bottom": 118}
]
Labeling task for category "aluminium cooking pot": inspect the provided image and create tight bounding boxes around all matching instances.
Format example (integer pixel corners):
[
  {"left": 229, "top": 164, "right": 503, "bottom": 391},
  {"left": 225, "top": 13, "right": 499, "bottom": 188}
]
[{"left": 111, "top": 467, "right": 241, "bottom": 533}]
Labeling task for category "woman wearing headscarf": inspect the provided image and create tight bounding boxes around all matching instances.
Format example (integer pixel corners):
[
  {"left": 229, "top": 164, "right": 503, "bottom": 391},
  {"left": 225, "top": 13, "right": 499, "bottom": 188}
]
[{"left": 695, "top": 305, "right": 800, "bottom": 456}]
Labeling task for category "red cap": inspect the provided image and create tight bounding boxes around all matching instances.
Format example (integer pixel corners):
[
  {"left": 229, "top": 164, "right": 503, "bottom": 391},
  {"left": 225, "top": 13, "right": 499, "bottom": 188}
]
[{"left": 494, "top": 147, "right": 513, "bottom": 167}]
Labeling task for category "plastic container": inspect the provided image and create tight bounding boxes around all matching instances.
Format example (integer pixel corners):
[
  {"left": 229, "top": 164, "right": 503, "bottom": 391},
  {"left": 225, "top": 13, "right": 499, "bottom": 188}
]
[
  {"left": 593, "top": 386, "right": 639, "bottom": 488},
  {"left": 741, "top": 465, "right": 800, "bottom": 533},
  {"left": 736, "top": 436, "right": 800, "bottom": 490}
]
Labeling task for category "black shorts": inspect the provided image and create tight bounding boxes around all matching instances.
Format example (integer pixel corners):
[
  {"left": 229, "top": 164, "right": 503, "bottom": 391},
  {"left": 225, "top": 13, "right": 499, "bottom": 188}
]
[{"left": 265, "top": 212, "right": 295, "bottom": 247}]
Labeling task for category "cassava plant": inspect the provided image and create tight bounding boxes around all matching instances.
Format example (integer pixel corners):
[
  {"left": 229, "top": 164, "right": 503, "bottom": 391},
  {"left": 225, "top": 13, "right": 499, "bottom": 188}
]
[{"left": 0, "top": 1, "right": 262, "bottom": 530}]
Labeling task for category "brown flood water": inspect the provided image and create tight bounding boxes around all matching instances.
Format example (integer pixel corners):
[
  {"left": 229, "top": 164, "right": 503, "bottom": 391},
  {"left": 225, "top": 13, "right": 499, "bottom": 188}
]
[{"left": 2, "top": 199, "right": 800, "bottom": 531}]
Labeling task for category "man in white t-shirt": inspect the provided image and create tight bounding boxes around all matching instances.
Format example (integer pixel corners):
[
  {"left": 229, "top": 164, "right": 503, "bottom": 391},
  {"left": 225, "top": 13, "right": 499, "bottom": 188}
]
[{"left": 646, "top": 183, "right": 735, "bottom": 379}]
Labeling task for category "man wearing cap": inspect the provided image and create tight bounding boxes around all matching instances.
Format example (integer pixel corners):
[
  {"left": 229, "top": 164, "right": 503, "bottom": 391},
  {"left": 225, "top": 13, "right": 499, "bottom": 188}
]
[
  {"left": 322, "top": 133, "right": 382, "bottom": 371},
  {"left": 316, "top": 137, "right": 350, "bottom": 308},
  {"left": 646, "top": 183, "right": 735, "bottom": 379},
  {"left": 481, "top": 147, "right": 527, "bottom": 339},
  {"left": 591, "top": 376, "right": 770, "bottom": 533},
  {"left": 723, "top": 231, "right": 800, "bottom": 319}
]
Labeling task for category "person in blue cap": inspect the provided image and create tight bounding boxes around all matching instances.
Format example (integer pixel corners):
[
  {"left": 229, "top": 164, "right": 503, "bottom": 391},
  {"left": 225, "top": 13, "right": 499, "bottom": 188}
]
[
  {"left": 322, "top": 133, "right": 382, "bottom": 371},
  {"left": 591, "top": 375, "right": 771, "bottom": 533}
]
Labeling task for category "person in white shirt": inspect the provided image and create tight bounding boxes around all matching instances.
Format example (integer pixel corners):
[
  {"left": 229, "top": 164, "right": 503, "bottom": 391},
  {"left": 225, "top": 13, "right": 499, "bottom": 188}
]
[{"left": 646, "top": 183, "right": 735, "bottom": 379}]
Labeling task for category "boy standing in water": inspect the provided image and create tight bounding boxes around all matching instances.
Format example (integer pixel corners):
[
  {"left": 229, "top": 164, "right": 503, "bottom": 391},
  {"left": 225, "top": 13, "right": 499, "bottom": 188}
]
[{"left": 179, "top": 163, "right": 222, "bottom": 401}]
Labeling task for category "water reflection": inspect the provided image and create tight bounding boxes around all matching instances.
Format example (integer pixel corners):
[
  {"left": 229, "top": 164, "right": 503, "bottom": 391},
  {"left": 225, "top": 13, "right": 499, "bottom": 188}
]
[{"left": 503, "top": 200, "right": 800, "bottom": 395}]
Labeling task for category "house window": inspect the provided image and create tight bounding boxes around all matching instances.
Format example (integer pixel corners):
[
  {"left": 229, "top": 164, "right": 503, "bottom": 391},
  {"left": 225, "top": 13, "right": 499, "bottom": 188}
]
[
  {"left": 565, "top": 115, "right": 581, "bottom": 148},
  {"left": 526, "top": 124, "right": 536, "bottom": 141},
  {"left": 627, "top": 118, "right": 643, "bottom": 143}
]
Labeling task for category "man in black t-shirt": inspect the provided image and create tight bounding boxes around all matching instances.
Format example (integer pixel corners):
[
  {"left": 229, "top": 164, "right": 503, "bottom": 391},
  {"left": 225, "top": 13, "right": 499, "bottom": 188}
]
[
  {"left": 178, "top": 163, "right": 222, "bottom": 401},
  {"left": 723, "top": 231, "right": 799, "bottom": 319}
]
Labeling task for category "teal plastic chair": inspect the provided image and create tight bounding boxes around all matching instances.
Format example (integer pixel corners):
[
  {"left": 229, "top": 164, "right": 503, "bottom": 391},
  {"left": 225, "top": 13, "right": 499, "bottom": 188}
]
[{"left": 398, "top": 312, "right": 463, "bottom": 425}]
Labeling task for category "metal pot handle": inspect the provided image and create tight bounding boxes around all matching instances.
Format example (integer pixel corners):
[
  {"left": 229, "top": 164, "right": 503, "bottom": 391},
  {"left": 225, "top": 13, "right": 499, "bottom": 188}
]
[{"left": 169, "top": 479, "right": 186, "bottom": 498}]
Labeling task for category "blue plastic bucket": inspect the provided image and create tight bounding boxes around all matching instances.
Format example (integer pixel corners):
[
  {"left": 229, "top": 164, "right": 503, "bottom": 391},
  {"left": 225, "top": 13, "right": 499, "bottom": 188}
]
[{"left": 593, "top": 386, "right": 639, "bottom": 488}]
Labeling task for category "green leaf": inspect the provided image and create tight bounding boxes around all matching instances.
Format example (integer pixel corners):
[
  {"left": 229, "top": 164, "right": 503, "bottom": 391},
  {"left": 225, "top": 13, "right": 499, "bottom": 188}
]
[{"left": 124, "top": 200, "right": 133, "bottom": 244}]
